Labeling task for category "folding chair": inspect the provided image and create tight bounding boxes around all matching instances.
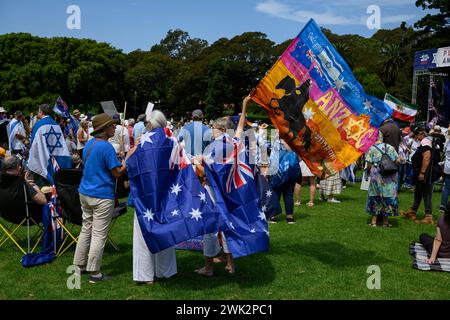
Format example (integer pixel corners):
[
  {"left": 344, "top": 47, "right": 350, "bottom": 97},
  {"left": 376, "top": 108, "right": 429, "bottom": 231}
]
[
  {"left": 0, "top": 174, "right": 44, "bottom": 255},
  {"left": 53, "top": 169, "right": 127, "bottom": 256}
]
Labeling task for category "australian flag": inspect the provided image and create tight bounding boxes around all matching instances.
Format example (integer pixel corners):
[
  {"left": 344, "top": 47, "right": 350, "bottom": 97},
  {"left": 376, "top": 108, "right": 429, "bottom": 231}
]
[
  {"left": 127, "top": 128, "right": 219, "bottom": 253},
  {"left": 204, "top": 134, "right": 270, "bottom": 259},
  {"left": 53, "top": 96, "right": 70, "bottom": 118}
]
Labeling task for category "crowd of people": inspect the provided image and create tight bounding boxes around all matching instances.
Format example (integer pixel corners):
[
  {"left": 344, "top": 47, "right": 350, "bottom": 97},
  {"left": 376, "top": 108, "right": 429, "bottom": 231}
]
[{"left": 0, "top": 101, "right": 449, "bottom": 283}]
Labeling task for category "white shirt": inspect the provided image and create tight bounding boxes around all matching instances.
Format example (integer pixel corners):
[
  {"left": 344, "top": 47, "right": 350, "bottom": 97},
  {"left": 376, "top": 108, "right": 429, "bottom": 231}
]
[
  {"left": 8, "top": 118, "right": 26, "bottom": 151},
  {"left": 77, "top": 129, "right": 88, "bottom": 150},
  {"left": 110, "top": 125, "right": 130, "bottom": 153}
]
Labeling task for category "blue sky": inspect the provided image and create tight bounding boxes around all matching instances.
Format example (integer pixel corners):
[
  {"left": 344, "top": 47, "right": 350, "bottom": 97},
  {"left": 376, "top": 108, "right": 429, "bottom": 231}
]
[{"left": 0, "top": 0, "right": 429, "bottom": 53}]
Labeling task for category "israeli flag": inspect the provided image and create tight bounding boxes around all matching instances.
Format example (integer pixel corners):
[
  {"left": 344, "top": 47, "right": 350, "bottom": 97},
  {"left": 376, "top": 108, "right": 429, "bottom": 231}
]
[{"left": 27, "top": 116, "right": 71, "bottom": 185}]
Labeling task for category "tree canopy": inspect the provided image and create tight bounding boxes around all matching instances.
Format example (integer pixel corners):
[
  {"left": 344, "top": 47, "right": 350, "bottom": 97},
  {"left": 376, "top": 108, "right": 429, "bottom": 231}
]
[{"left": 0, "top": 2, "right": 447, "bottom": 121}]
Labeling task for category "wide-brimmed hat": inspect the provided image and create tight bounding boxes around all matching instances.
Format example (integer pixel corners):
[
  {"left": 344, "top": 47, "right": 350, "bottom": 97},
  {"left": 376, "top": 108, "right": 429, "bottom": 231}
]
[
  {"left": 90, "top": 113, "right": 118, "bottom": 136},
  {"left": 0, "top": 107, "right": 6, "bottom": 113},
  {"left": 73, "top": 109, "right": 81, "bottom": 116}
]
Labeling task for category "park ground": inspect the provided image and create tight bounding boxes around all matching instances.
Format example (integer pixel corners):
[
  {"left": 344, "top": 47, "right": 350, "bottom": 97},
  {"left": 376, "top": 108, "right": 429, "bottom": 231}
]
[{"left": 0, "top": 181, "right": 449, "bottom": 300}]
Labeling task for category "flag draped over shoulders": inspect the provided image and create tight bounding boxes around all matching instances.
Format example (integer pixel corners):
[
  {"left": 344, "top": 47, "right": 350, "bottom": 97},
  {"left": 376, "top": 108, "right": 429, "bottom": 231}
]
[
  {"left": 27, "top": 116, "right": 71, "bottom": 185},
  {"left": 127, "top": 128, "right": 219, "bottom": 254},
  {"left": 204, "top": 134, "right": 270, "bottom": 259},
  {"left": 251, "top": 19, "right": 392, "bottom": 179}
]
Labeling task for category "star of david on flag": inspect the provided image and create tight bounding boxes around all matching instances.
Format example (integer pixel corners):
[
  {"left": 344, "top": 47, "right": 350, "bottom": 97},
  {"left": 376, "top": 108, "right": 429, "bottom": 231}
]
[{"left": 27, "top": 116, "right": 71, "bottom": 185}]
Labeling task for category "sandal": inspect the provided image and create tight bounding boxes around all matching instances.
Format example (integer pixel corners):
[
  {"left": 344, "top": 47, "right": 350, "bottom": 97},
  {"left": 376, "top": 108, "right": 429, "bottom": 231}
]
[
  {"left": 306, "top": 201, "right": 314, "bottom": 207},
  {"left": 295, "top": 201, "right": 301, "bottom": 207},
  {"left": 225, "top": 265, "right": 235, "bottom": 274},
  {"left": 368, "top": 223, "right": 377, "bottom": 227},
  {"left": 213, "top": 256, "right": 227, "bottom": 263},
  {"left": 382, "top": 223, "right": 392, "bottom": 228},
  {"left": 194, "top": 267, "right": 213, "bottom": 277}
]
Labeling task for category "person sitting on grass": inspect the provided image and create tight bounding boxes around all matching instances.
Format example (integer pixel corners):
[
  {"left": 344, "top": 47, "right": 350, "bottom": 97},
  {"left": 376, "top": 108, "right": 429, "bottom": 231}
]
[{"left": 419, "top": 201, "right": 450, "bottom": 264}]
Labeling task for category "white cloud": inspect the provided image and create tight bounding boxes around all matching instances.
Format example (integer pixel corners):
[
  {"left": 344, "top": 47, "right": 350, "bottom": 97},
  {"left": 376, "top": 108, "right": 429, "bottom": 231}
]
[{"left": 255, "top": 0, "right": 416, "bottom": 26}]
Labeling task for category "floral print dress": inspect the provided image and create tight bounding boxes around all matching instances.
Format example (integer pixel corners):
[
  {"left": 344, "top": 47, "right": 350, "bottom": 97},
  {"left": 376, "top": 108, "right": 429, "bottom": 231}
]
[{"left": 365, "top": 143, "right": 399, "bottom": 217}]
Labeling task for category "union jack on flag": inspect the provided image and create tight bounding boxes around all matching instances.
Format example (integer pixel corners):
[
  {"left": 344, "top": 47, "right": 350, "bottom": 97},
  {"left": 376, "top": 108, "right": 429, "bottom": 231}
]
[
  {"left": 54, "top": 96, "right": 70, "bottom": 118},
  {"left": 221, "top": 136, "right": 254, "bottom": 193},
  {"left": 164, "top": 128, "right": 191, "bottom": 170}
]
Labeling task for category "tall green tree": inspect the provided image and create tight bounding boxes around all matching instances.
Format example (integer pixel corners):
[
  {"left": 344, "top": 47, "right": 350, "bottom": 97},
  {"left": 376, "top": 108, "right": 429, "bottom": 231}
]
[{"left": 380, "top": 44, "right": 405, "bottom": 85}]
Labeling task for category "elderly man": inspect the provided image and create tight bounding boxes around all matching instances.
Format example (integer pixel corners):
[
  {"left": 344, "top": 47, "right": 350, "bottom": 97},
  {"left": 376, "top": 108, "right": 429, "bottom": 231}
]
[
  {"left": 7, "top": 111, "right": 27, "bottom": 155},
  {"left": 2, "top": 155, "right": 47, "bottom": 205},
  {"left": 177, "top": 109, "right": 212, "bottom": 158},
  {"left": 73, "top": 113, "right": 129, "bottom": 283},
  {"left": 132, "top": 114, "right": 146, "bottom": 142}
]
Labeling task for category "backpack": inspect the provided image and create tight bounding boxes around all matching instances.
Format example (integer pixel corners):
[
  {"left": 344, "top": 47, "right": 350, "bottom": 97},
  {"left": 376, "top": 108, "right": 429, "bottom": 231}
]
[
  {"left": 411, "top": 144, "right": 442, "bottom": 184},
  {"left": 373, "top": 144, "right": 398, "bottom": 176},
  {"left": 269, "top": 149, "right": 300, "bottom": 189}
]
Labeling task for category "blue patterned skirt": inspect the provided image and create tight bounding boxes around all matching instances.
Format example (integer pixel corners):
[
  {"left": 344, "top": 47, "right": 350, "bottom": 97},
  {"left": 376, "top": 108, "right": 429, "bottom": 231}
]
[{"left": 366, "top": 196, "right": 398, "bottom": 217}]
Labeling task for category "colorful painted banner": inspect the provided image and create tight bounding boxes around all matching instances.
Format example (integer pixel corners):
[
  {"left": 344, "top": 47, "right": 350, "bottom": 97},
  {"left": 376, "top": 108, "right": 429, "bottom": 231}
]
[
  {"left": 384, "top": 93, "right": 417, "bottom": 122},
  {"left": 251, "top": 19, "right": 392, "bottom": 178}
]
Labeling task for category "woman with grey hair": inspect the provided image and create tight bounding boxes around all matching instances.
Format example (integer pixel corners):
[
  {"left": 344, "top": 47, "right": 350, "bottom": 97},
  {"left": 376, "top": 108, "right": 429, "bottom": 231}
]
[
  {"left": 145, "top": 110, "right": 167, "bottom": 131},
  {"left": 128, "top": 109, "right": 177, "bottom": 285},
  {"left": 365, "top": 130, "right": 400, "bottom": 227}
]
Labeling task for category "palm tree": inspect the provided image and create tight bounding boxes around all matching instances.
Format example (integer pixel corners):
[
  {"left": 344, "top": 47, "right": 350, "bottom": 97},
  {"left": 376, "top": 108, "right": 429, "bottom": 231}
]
[
  {"left": 334, "top": 42, "right": 353, "bottom": 68},
  {"left": 381, "top": 44, "right": 405, "bottom": 85}
]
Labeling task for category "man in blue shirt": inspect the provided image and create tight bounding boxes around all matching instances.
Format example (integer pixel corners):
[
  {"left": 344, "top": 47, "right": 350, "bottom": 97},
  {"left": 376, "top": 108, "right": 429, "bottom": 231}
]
[
  {"left": 132, "top": 114, "right": 146, "bottom": 142},
  {"left": 177, "top": 109, "right": 212, "bottom": 158},
  {"left": 74, "top": 113, "right": 128, "bottom": 283}
]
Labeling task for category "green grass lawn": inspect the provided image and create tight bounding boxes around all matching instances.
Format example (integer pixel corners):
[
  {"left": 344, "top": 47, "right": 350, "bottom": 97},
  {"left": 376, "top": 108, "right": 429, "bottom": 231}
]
[{"left": 0, "top": 182, "right": 449, "bottom": 300}]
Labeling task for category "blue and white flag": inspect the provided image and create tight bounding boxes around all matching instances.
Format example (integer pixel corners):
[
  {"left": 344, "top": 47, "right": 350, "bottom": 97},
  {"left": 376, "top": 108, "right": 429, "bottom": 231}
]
[
  {"left": 53, "top": 96, "right": 70, "bottom": 118},
  {"left": 7, "top": 118, "right": 26, "bottom": 152},
  {"left": 127, "top": 128, "right": 219, "bottom": 254},
  {"left": 204, "top": 134, "right": 270, "bottom": 259},
  {"left": 27, "top": 116, "right": 71, "bottom": 185}
]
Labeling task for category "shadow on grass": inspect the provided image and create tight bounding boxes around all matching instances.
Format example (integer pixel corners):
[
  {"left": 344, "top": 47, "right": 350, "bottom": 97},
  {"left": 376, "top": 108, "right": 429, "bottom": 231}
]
[
  {"left": 158, "top": 252, "right": 275, "bottom": 291},
  {"left": 271, "top": 241, "right": 392, "bottom": 268},
  {"left": 104, "top": 244, "right": 133, "bottom": 276},
  {"left": 104, "top": 244, "right": 275, "bottom": 290}
]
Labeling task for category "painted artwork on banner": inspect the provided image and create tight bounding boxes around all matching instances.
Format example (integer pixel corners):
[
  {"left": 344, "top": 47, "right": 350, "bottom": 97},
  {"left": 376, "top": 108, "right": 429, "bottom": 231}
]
[{"left": 251, "top": 19, "right": 392, "bottom": 178}]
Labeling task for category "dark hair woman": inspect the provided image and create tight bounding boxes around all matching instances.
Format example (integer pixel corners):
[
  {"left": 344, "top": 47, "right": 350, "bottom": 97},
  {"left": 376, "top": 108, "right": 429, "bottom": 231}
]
[{"left": 419, "top": 201, "right": 450, "bottom": 264}]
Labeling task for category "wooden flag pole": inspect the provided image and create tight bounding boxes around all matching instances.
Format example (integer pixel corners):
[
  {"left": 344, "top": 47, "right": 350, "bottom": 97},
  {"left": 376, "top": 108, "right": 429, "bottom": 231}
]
[{"left": 115, "top": 101, "right": 127, "bottom": 201}]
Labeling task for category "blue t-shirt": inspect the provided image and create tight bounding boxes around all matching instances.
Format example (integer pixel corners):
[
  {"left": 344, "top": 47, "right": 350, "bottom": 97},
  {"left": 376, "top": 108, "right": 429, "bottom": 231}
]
[
  {"left": 78, "top": 139, "right": 122, "bottom": 199},
  {"left": 177, "top": 121, "right": 212, "bottom": 157},
  {"left": 132, "top": 122, "right": 146, "bottom": 141}
]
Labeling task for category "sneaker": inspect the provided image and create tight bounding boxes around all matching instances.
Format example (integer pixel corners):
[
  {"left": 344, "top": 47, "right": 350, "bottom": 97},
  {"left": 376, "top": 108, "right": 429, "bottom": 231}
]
[
  {"left": 89, "top": 273, "right": 111, "bottom": 283},
  {"left": 286, "top": 217, "right": 296, "bottom": 224},
  {"left": 269, "top": 216, "right": 278, "bottom": 224},
  {"left": 327, "top": 198, "right": 341, "bottom": 204},
  {"left": 439, "top": 207, "right": 445, "bottom": 214}
]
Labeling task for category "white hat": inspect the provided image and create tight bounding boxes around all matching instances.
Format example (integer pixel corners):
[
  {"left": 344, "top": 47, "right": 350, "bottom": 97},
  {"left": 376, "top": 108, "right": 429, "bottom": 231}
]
[{"left": 0, "top": 107, "right": 6, "bottom": 113}]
